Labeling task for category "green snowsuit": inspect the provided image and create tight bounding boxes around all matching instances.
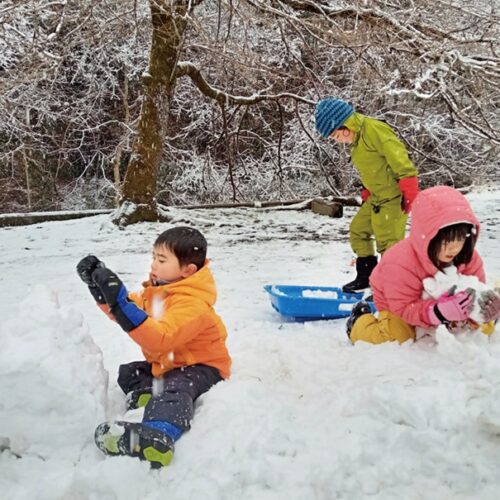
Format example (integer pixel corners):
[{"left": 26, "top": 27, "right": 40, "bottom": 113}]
[{"left": 343, "top": 112, "right": 418, "bottom": 256}]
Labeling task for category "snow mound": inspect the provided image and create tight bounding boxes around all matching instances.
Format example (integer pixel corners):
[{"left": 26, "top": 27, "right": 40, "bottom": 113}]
[{"left": 0, "top": 285, "right": 107, "bottom": 460}]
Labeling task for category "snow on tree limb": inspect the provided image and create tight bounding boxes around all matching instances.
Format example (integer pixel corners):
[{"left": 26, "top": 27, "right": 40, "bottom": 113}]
[{"left": 175, "top": 61, "right": 314, "bottom": 105}]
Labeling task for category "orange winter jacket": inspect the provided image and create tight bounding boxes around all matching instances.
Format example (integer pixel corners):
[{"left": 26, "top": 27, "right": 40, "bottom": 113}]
[{"left": 104, "top": 264, "right": 231, "bottom": 379}]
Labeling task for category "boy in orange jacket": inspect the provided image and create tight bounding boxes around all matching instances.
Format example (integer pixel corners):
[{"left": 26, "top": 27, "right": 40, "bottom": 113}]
[{"left": 76, "top": 226, "right": 231, "bottom": 468}]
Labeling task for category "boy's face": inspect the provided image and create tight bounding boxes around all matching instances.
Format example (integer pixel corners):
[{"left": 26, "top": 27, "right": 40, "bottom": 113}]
[{"left": 150, "top": 245, "right": 196, "bottom": 284}]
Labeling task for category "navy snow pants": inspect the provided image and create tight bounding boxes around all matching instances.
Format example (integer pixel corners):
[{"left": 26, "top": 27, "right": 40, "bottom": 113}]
[{"left": 117, "top": 361, "right": 222, "bottom": 432}]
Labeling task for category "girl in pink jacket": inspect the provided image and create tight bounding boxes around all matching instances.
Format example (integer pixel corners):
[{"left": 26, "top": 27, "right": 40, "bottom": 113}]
[{"left": 346, "top": 186, "right": 500, "bottom": 344}]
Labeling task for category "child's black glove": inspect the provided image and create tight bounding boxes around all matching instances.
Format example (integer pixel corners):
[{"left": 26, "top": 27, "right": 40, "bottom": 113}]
[
  {"left": 76, "top": 255, "right": 106, "bottom": 303},
  {"left": 91, "top": 268, "right": 122, "bottom": 305},
  {"left": 77, "top": 255, "right": 105, "bottom": 284},
  {"left": 91, "top": 267, "right": 147, "bottom": 332}
]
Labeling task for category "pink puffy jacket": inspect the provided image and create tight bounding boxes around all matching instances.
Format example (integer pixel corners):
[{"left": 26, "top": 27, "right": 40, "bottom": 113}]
[{"left": 370, "top": 186, "right": 485, "bottom": 328}]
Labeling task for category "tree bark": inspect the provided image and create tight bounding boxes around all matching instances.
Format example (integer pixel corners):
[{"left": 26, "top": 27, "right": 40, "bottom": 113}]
[{"left": 113, "top": 0, "right": 191, "bottom": 225}]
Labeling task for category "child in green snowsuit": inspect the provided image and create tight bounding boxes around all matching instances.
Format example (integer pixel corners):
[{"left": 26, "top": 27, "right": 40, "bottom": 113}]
[{"left": 315, "top": 97, "right": 419, "bottom": 293}]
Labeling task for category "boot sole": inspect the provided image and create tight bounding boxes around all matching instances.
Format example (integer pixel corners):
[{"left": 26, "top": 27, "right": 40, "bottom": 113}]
[{"left": 342, "top": 286, "right": 370, "bottom": 293}]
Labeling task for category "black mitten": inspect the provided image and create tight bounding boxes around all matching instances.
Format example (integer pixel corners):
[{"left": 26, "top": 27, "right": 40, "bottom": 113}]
[
  {"left": 91, "top": 268, "right": 123, "bottom": 306},
  {"left": 76, "top": 255, "right": 106, "bottom": 303}
]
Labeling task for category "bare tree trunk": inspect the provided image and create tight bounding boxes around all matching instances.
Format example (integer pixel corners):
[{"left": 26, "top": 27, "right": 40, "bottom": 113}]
[
  {"left": 22, "top": 151, "right": 32, "bottom": 211},
  {"left": 112, "top": 65, "right": 131, "bottom": 208},
  {"left": 113, "top": 0, "right": 191, "bottom": 225},
  {"left": 112, "top": 147, "right": 122, "bottom": 209}
]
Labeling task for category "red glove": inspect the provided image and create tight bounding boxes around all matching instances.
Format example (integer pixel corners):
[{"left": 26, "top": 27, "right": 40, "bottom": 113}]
[
  {"left": 361, "top": 188, "right": 371, "bottom": 203},
  {"left": 399, "top": 176, "right": 419, "bottom": 214}
]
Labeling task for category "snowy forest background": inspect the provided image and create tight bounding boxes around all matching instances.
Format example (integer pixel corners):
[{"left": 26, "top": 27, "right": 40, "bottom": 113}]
[{"left": 1, "top": 0, "right": 499, "bottom": 216}]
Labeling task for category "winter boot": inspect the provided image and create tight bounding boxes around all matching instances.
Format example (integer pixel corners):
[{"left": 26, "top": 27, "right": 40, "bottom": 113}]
[
  {"left": 95, "top": 421, "right": 174, "bottom": 468},
  {"left": 346, "top": 301, "right": 373, "bottom": 339},
  {"left": 342, "top": 256, "right": 378, "bottom": 293},
  {"left": 125, "top": 389, "right": 152, "bottom": 410}
]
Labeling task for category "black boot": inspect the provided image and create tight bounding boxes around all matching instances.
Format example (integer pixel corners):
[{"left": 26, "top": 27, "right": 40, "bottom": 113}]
[
  {"left": 346, "top": 301, "right": 372, "bottom": 338},
  {"left": 342, "top": 255, "right": 378, "bottom": 293}
]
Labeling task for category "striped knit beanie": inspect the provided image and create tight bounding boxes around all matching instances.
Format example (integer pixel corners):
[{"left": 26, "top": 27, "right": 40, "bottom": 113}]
[{"left": 315, "top": 98, "right": 354, "bottom": 138}]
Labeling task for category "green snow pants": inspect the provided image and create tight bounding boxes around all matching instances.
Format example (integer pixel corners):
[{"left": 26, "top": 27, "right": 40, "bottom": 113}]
[{"left": 349, "top": 196, "right": 407, "bottom": 257}]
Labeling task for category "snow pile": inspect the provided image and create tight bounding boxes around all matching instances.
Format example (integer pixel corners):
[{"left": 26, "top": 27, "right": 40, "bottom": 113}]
[{"left": 0, "top": 285, "right": 107, "bottom": 461}]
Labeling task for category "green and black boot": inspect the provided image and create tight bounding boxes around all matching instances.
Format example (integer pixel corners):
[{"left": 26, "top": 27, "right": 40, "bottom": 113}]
[{"left": 95, "top": 421, "right": 174, "bottom": 468}]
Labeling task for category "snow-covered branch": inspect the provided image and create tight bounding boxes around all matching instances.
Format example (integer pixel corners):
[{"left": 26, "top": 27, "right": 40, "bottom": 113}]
[{"left": 175, "top": 61, "right": 314, "bottom": 105}]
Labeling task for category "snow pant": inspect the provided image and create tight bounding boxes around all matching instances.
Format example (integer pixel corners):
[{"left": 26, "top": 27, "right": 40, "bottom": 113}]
[
  {"left": 350, "top": 310, "right": 416, "bottom": 344},
  {"left": 349, "top": 196, "right": 407, "bottom": 257},
  {"left": 117, "top": 361, "right": 223, "bottom": 432}
]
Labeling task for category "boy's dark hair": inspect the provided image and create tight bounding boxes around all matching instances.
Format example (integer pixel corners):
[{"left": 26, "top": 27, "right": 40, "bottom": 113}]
[
  {"left": 154, "top": 227, "right": 207, "bottom": 270},
  {"left": 428, "top": 223, "right": 476, "bottom": 270}
]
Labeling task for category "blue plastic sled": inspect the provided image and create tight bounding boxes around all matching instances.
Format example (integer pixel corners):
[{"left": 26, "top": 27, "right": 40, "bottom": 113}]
[{"left": 264, "top": 285, "right": 376, "bottom": 321}]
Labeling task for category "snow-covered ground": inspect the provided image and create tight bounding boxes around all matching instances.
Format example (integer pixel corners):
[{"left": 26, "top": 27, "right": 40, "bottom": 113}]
[{"left": 1, "top": 189, "right": 499, "bottom": 500}]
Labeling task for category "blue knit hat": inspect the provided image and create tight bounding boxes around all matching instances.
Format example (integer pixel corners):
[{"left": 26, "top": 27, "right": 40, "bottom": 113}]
[{"left": 315, "top": 98, "right": 354, "bottom": 138}]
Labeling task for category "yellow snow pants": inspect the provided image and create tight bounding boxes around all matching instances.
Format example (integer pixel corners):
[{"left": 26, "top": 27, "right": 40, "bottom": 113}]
[
  {"left": 350, "top": 310, "right": 416, "bottom": 344},
  {"left": 351, "top": 311, "right": 496, "bottom": 344},
  {"left": 349, "top": 196, "right": 407, "bottom": 257}
]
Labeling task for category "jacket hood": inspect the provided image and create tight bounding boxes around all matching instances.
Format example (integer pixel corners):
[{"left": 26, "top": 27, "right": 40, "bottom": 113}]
[
  {"left": 343, "top": 112, "right": 364, "bottom": 133},
  {"left": 142, "top": 263, "right": 217, "bottom": 306},
  {"left": 343, "top": 112, "right": 364, "bottom": 145},
  {"left": 409, "top": 186, "right": 480, "bottom": 275}
]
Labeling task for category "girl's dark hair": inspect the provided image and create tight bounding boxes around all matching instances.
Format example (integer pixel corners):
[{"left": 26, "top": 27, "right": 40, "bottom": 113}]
[
  {"left": 154, "top": 226, "right": 207, "bottom": 270},
  {"left": 428, "top": 223, "right": 476, "bottom": 270}
]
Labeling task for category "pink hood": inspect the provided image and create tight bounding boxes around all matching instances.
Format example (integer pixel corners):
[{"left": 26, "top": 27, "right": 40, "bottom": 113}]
[
  {"left": 409, "top": 186, "right": 481, "bottom": 275},
  {"left": 370, "top": 186, "right": 484, "bottom": 328}
]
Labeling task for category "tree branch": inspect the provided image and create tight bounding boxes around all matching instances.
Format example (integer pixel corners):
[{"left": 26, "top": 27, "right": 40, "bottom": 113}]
[{"left": 175, "top": 61, "right": 314, "bottom": 105}]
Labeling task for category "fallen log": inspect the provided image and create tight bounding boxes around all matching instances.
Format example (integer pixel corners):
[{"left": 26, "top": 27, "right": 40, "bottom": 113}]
[
  {"left": 0, "top": 196, "right": 360, "bottom": 227},
  {"left": 177, "top": 195, "right": 360, "bottom": 209},
  {"left": 0, "top": 210, "right": 112, "bottom": 228}
]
